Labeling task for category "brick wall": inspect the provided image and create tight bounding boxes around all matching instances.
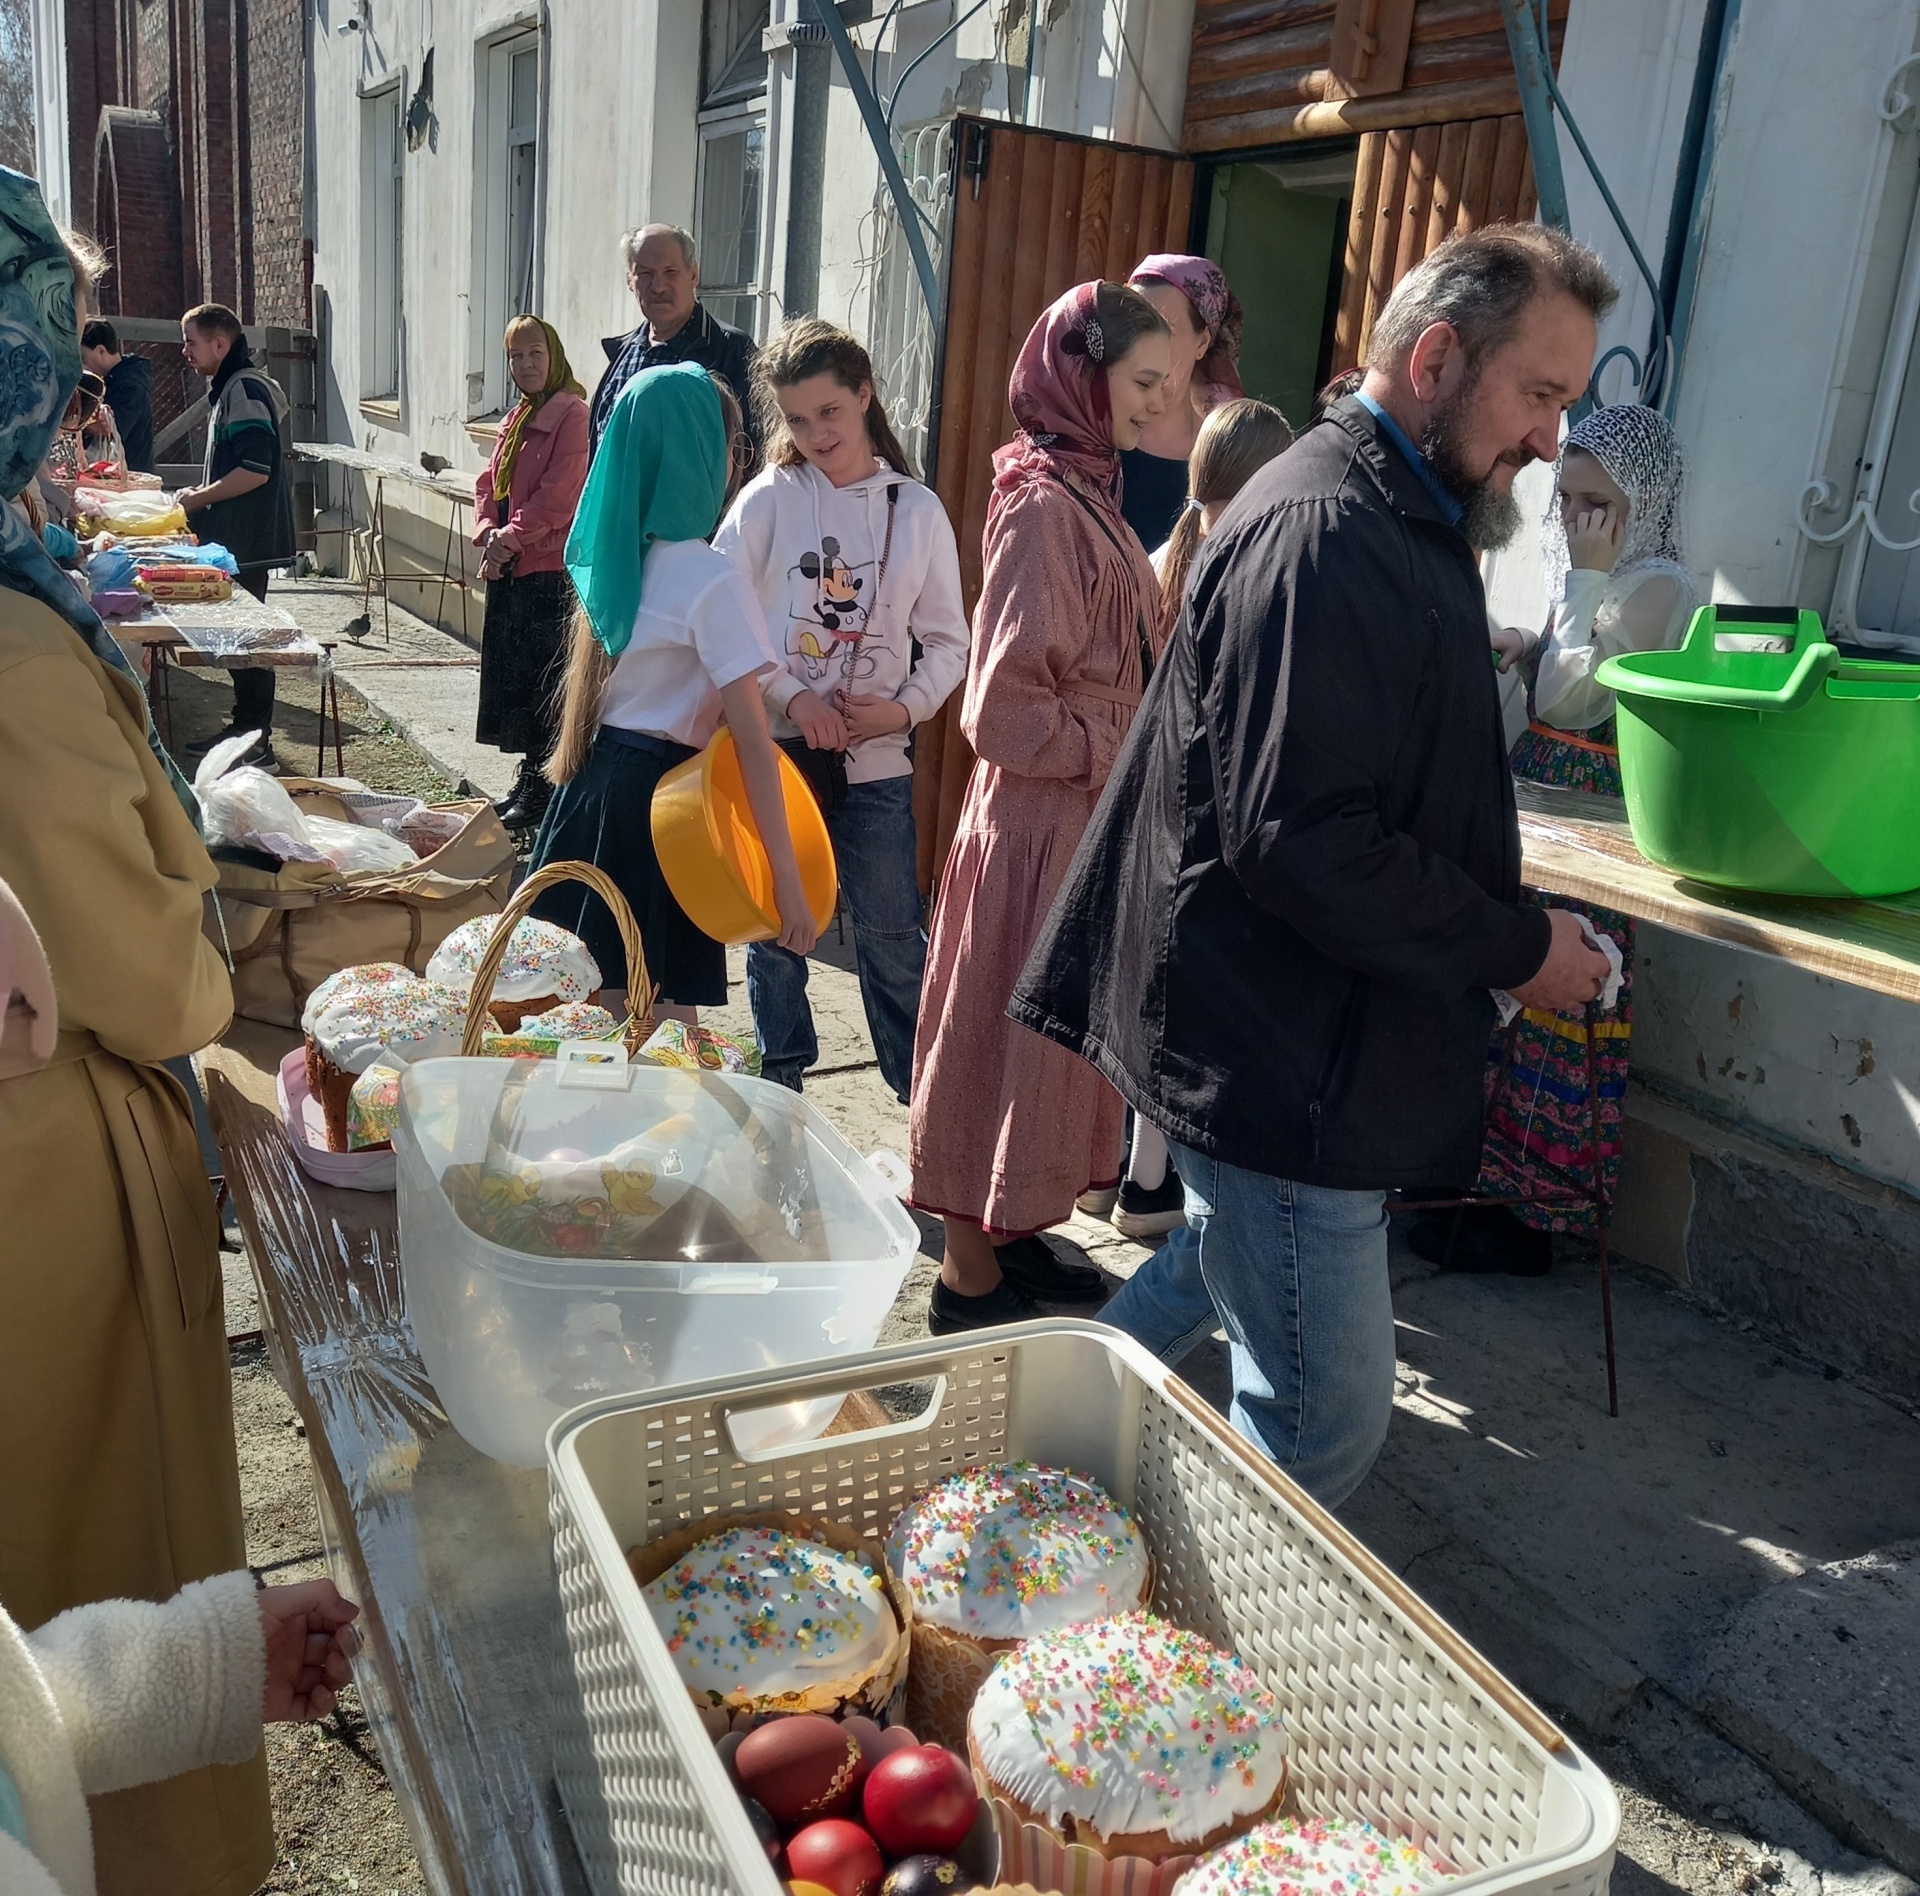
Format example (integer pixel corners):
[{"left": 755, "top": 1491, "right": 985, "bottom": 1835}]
[
  {"left": 93, "top": 106, "right": 184, "bottom": 316},
  {"left": 241, "top": 0, "right": 307, "bottom": 325},
  {"left": 137, "top": 0, "right": 172, "bottom": 115}
]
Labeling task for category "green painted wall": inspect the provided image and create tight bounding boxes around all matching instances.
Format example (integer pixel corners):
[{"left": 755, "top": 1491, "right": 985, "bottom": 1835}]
[{"left": 1206, "top": 164, "right": 1345, "bottom": 432}]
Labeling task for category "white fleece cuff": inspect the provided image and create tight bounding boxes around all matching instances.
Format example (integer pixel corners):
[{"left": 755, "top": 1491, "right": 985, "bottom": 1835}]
[{"left": 31, "top": 1571, "right": 265, "bottom": 1796}]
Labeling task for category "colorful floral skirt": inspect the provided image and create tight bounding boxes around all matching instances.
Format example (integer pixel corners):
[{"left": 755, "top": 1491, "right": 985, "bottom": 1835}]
[{"left": 1476, "top": 721, "right": 1632, "bottom": 1235}]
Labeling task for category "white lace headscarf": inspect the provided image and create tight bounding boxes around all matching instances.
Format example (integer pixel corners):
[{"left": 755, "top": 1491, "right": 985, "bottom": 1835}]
[{"left": 1542, "top": 402, "right": 1695, "bottom": 613}]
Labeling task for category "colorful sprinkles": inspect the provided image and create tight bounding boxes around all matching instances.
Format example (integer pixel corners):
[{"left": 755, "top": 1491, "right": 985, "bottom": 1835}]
[
  {"left": 1175, "top": 1817, "right": 1444, "bottom": 1896},
  {"left": 973, "top": 1610, "right": 1288, "bottom": 1840},
  {"left": 640, "top": 1526, "right": 893, "bottom": 1698},
  {"left": 889, "top": 1462, "right": 1146, "bottom": 1625}
]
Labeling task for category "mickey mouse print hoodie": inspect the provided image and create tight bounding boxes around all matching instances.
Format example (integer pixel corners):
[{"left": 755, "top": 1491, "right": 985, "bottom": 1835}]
[{"left": 714, "top": 460, "right": 969, "bottom": 784}]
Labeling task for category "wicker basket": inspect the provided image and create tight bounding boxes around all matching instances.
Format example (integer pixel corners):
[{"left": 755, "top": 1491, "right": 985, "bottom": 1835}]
[
  {"left": 458, "top": 860, "right": 655, "bottom": 1058},
  {"left": 547, "top": 1322, "right": 1619, "bottom": 1896}
]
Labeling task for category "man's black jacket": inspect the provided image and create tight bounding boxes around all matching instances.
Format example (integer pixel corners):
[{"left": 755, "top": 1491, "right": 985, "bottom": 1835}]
[
  {"left": 589, "top": 302, "right": 756, "bottom": 454},
  {"left": 1010, "top": 397, "right": 1552, "bottom": 1191}
]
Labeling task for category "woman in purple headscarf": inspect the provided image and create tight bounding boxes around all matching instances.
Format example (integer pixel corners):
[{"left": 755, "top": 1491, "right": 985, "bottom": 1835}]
[{"left": 1122, "top": 254, "right": 1246, "bottom": 551}]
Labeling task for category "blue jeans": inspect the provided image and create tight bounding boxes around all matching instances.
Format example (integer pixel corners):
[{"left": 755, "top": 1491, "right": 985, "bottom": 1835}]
[
  {"left": 747, "top": 775, "right": 926, "bottom": 1104},
  {"left": 1102, "top": 1138, "right": 1395, "bottom": 1506}
]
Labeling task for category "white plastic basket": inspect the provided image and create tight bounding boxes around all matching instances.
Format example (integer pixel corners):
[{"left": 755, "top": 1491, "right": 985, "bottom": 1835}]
[{"left": 547, "top": 1321, "right": 1618, "bottom": 1896}]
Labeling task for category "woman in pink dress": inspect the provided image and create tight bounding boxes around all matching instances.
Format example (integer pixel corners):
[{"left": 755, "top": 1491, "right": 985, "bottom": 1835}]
[{"left": 909, "top": 280, "right": 1172, "bottom": 1334}]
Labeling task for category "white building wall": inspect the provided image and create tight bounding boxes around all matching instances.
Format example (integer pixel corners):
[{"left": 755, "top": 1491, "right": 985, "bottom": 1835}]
[{"left": 308, "top": 0, "right": 697, "bottom": 571}]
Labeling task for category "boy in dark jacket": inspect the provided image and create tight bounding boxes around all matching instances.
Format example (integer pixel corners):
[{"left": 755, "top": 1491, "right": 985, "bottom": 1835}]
[
  {"left": 1012, "top": 227, "right": 1617, "bottom": 1504},
  {"left": 81, "top": 320, "right": 156, "bottom": 474}
]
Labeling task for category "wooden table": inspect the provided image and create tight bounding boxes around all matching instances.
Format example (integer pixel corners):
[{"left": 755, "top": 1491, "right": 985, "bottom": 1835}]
[
  {"left": 293, "top": 443, "right": 478, "bottom": 644},
  {"left": 201, "top": 1035, "right": 890, "bottom": 1895},
  {"left": 1516, "top": 780, "right": 1920, "bottom": 1003}
]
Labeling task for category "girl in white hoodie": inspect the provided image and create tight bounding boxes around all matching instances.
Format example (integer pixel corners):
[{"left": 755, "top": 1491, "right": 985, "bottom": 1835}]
[{"left": 715, "top": 321, "right": 968, "bottom": 1102}]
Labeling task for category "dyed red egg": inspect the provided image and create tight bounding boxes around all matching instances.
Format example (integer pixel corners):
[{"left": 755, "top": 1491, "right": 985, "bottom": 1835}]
[
  {"left": 861, "top": 1746, "right": 977, "bottom": 1857},
  {"left": 714, "top": 1729, "right": 746, "bottom": 1787},
  {"left": 740, "top": 1797, "right": 782, "bottom": 1862},
  {"left": 784, "top": 1819, "right": 885, "bottom": 1896},
  {"left": 735, "top": 1715, "right": 863, "bottom": 1827}
]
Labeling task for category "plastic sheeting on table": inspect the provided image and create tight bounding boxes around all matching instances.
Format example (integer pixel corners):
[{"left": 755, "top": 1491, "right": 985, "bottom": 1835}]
[{"left": 204, "top": 1068, "right": 591, "bottom": 1896}]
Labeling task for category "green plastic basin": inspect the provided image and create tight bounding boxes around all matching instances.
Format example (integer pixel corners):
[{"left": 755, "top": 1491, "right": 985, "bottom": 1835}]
[{"left": 1595, "top": 605, "right": 1920, "bottom": 897}]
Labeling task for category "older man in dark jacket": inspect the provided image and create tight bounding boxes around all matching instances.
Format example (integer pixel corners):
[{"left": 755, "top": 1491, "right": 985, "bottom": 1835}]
[{"left": 1012, "top": 227, "right": 1617, "bottom": 1504}]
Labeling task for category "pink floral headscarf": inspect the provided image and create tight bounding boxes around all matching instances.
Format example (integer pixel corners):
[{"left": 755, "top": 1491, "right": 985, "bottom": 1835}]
[
  {"left": 1130, "top": 253, "right": 1245, "bottom": 398},
  {"left": 992, "top": 282, "right": 1123, "bottom": 505}
]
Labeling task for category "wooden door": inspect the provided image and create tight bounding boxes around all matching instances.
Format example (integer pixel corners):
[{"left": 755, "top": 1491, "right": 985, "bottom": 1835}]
[
  {"left": 1330, "top": 113, "right": 1540, "bottom": 373},
  {"left": 913, "top": 118, "right": 1195, "bottom": 892}
]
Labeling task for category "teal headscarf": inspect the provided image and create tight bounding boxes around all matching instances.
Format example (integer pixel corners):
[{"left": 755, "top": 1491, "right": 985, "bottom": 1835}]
[
  {"left": 0, "top": 167, "right": 198, "bottom": 819},
  {"left": 565, "top": 361, "right": 730, "bottom": 656}
]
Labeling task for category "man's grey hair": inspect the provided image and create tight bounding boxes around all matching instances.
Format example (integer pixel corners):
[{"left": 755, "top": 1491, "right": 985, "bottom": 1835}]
[
  {"left": 622, "top": 224, "right": 697, "bottom": 272},
  {"left": 1366, "top": 224, "right": 1617, "bottom": 374}
]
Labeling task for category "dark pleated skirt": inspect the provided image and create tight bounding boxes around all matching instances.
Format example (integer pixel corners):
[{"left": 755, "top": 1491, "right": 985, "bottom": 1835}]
[
  {"left": 526, "top": 729, "right": 729, "bottom": 1007},
  {"left": 476, "top": 567, "right": 572, "bottom": 759}
]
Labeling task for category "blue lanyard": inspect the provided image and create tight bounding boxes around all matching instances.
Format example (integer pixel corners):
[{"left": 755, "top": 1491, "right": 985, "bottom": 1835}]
[{"left": 1354, "top": 392, "right": 1464, "bottom": 527}]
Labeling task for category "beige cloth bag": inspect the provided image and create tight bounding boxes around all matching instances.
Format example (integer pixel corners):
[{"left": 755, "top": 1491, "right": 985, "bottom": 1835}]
[{"left": 211, "top": 784, "right": 514, "bottom": 1029}]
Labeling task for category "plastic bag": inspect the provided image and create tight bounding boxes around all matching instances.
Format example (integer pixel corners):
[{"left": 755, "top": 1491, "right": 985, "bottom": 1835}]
[
  {"left": 194, "top": 731, "right": 324, "bottom": 859},
  {"left": 86, "top": 545, "right": 138, "bottom": 591},
  {"left": 300, "top": 813, "right": 420, "bottom": 876},
  {"left": 132, "top": 541, "right": 239, "bottom": 574},
  {"left": 80, "top": 490, "right": 188, "bottom": 537}
]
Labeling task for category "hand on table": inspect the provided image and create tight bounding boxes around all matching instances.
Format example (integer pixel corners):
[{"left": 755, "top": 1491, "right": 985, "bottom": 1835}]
[
  {"left": 1508, "top": 908, "right": 1613, "bottom": 1012},
  {"left": 259, "top": 1578, "right": 361, "bottom": 1724}
]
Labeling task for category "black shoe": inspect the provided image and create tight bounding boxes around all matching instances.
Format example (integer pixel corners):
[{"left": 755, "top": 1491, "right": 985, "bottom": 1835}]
[
  {"left": 928, "top": 1274, "right": 1046, "bottom": 1336},
  {"left": 991, "top": 1234, "right": 1109, "bottom": 1304},
  {"left": 1113, "top": 1173, "right": 1186, "bottom": 1240},
  {"left": 1405, "top": 1206, "right": 1552, "bottom": 1276},
  {"left": 496, "top": 759, "right": 553, "bottom": 832},
  {"left": 182, "top": 723, "right": 275, "bottom": 768}
]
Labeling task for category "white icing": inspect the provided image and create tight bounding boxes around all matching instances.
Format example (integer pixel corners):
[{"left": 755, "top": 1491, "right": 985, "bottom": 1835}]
[
  {"left": 307, "top": 977, "right": 466, "bottom": 1073},
  {"left": 299, "top": 962, "right": 418, "bottom": 1038},
  {"left": 427, "top": 916, "right": 602, "bottom": 1005},
  {"left": 1172, "top": 1818, "right": 1443, "bottom": 1896},
  {"left": 970, "top": 1612, "right": 1287, "bottom": 1846},
  {"left": 641, "top": 1525, "right": 896, "bottom": 1702},
  {"left": 888, "top": 1462, "right": 1149, "bottom": 1640}
]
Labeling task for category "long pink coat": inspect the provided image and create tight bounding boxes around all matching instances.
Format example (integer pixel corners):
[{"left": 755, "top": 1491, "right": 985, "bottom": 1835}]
[{"left": 908, "top": 469, "right": 1153, "bottom": 1235}]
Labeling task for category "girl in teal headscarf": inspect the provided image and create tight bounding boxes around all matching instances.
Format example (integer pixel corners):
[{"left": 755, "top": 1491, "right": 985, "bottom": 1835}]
[{"left": 529, "top": 363, "right": 819, "bottom": 1014}]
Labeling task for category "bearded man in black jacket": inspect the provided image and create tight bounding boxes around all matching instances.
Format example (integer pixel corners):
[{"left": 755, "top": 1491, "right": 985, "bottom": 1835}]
[{"left": 1012, "top": 226, "right": 1618, "bottom": 1504}]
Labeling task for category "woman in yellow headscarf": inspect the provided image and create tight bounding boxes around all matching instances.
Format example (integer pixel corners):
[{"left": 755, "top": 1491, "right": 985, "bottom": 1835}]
[{"left": 473, "top": 314, "right": 590, "bottom": 830}]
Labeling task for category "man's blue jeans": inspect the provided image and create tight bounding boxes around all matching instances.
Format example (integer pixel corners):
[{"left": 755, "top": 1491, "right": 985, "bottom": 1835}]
[
  {"left": 747, "top": 776, "right": 925, "bottom": 1105},
  {"left": 1101, "top": 1138, "right": 1395, "bottom": 1506}
]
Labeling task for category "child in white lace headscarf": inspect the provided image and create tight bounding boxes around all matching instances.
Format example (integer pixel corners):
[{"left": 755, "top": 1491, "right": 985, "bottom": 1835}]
[{"left": 1495, "top": 403, "right": 1697, "bottom": 735}]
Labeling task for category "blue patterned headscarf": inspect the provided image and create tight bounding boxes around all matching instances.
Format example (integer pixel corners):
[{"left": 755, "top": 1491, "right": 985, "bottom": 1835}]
[{"left": 0, "top": 167, "right": 197, "bottom": 818}]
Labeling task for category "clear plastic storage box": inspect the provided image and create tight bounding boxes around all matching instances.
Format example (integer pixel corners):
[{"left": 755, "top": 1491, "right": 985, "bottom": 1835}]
[
  {"left": 393, "top": 1056, "right": 919, "bottom": 1465},
  {"left": 548, "top": 1323, "right": 1619, "bottom": 1896}
]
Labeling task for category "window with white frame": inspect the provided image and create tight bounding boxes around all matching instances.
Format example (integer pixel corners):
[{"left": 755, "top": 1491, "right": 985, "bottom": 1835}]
[
  {"left": 473, "top": 30, "right": 542, "bottom": 416},
  {"left": 696, "top": 0, "right": 767, "bottom": 338},
  {"left": 359, "top": 86, "right": 403, "bottom": 401}
]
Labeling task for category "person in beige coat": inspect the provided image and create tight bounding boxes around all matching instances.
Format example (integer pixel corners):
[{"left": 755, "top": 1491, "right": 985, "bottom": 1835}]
[{"left": 0, "top": 168, "right": 276, "bottom": 1896}]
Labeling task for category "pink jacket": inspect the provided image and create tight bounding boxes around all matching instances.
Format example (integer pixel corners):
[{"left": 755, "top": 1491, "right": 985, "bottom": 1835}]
[{"left": 472, "top": 388, "right": 589, "bottom": 576}]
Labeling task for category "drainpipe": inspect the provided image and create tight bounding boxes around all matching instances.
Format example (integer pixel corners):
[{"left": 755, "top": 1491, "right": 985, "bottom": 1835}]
[
  {"left": 805, "top": 0, "right": 941, "bottom": 321},
  {"left": 1498, "top": 0, "right": 1570, "bottom": 234},
  {"left": 1659, "top": 0, "right": 1741, "bottom": 416}
]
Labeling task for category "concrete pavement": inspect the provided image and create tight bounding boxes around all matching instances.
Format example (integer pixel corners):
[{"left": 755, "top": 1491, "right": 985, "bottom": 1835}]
[{"left": 317, "top": 568, "right": 1920, "bottom": 1896}]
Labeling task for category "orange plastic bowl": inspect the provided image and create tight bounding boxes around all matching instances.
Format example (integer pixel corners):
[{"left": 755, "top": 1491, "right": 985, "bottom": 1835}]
[{"left": 650, "top": 730, "right": 838, "bottom": 945}]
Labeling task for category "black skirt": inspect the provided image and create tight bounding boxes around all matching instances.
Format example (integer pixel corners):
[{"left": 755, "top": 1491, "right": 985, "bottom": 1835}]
[
  {"left": 526, "top": 729, "right": 728, "bottom": 1007},
  {"left": 476, "top": 567, "right": 572, "bottom": 758}
]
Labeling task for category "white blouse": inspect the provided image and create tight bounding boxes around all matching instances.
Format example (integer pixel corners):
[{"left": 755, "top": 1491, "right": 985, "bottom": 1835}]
[{"left": 1534, "top": 565, "right": 1695, "bottom": 733}]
